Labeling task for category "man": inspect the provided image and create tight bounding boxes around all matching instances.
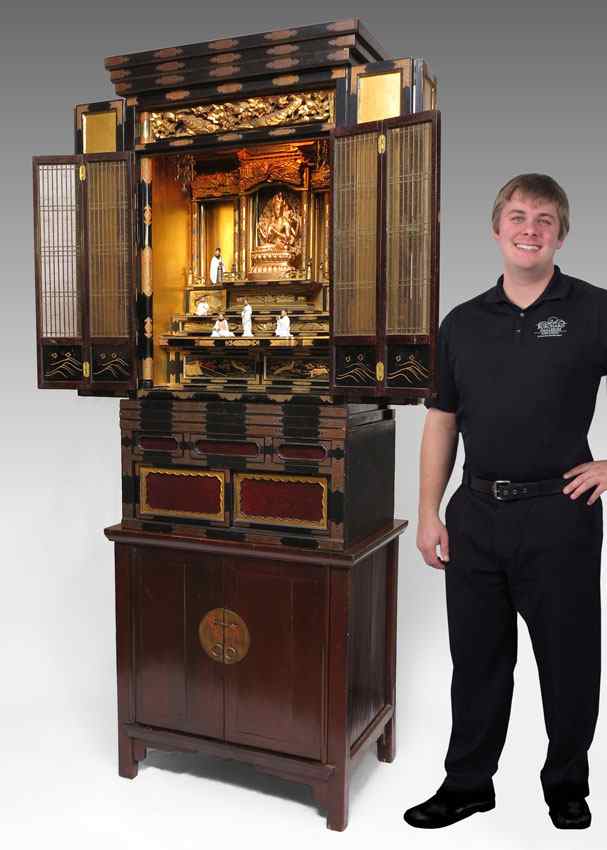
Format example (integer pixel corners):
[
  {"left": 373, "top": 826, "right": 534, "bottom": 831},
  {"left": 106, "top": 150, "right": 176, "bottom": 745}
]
[{"left": 404, "top": 174, "right": 607, "bottom": 830}]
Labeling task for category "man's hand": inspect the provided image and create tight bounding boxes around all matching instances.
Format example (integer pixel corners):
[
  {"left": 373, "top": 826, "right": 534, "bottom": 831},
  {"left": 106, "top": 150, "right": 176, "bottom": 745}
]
[
  {"left": 562, "top": 460, "right": 607, "bottom": 505},
  {"left": 417, "top": 514, "right": 450, "bottom": 570}
]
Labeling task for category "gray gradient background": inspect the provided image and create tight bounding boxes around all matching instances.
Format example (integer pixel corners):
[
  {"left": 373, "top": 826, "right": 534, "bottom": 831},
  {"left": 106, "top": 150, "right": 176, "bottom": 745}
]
[{"left": 2, "top": 1, "right": 607, "bottom": 846}]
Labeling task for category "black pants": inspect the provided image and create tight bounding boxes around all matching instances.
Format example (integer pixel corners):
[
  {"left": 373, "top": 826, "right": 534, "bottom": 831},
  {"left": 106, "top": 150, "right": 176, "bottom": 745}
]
[{"left": 441, "top": 477, "right": 603, "bottom": 804}]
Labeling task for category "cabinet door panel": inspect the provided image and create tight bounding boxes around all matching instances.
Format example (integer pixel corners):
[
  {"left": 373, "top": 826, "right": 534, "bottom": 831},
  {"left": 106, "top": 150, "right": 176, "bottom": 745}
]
[
  {"left": 224, "top": 557, "right": 327, "bottom": 760},
  {"left": 133, "top": 548, "right": 223, "bottom": 738},
  {"left": 33, "top": 153, "right": 137, "bottom": 395},
  {"left": 33, "top": 157, "right": 84, "bottom": 389},
  {"left": 382, "top": 110, "right": 440, "bottom": 402},
  {"left": 331, "top": 125, "right": 383, "bottom": 394}
]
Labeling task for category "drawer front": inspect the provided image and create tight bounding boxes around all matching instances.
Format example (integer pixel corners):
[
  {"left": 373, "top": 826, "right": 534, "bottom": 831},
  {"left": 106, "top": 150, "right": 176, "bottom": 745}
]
[
  {"left": 138, "top": 465, "right": 228, "bottom": 524},
  {"left": 233, "top": 471, "right": 328, "bottom": 531}
]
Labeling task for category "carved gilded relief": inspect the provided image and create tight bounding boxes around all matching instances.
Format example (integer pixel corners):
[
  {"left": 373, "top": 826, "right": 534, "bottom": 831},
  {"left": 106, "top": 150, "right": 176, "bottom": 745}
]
[{"left": 148, "top": 90, "right": 334, "bottom": 141}]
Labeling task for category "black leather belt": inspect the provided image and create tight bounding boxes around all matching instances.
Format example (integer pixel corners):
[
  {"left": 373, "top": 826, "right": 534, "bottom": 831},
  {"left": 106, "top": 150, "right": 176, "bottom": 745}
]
[{"left": 463, "top": 470, "right": 566, "bottom": 501}]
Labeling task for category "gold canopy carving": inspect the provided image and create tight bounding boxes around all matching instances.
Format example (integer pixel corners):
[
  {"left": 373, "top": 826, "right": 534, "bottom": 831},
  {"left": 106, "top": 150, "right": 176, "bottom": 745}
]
[
  {"left": 191, "top": 144, "right": 308, "bottom": 198},
  {"left": 149, "top": 90, "right": 334, "bottom": 141}
]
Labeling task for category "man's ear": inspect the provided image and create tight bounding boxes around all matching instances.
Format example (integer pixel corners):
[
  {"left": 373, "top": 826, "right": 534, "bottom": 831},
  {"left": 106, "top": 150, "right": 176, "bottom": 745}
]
[{"left": 491, "top": 225, "right": 500, "bottom": 242}]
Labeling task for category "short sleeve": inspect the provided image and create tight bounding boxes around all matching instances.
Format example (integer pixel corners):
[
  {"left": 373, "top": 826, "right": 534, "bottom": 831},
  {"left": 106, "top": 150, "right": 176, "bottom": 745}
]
[{"left": 424, "top": 313, "right": 459, "bottom": 412}]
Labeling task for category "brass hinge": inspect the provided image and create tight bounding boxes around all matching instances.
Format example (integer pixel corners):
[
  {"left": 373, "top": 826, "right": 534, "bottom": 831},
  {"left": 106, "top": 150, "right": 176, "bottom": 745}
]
[
  {"left": 378, "top": 133, "right": 386, "bottom": 154},
  {"left": 83, "top": 361, "right": 90, "bottom": 378},
  {"left": 79, "top": 164, "right": 86, "bottom": 181},
  {"left": 376, "top": 361, "right": 385, "bottom": 382}
]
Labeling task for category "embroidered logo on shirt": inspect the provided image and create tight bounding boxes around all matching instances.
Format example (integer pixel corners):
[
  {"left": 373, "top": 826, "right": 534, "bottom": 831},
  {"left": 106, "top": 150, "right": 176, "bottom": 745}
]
[{"left": 534, "top": 316, "right": 567, "bottom": 338}]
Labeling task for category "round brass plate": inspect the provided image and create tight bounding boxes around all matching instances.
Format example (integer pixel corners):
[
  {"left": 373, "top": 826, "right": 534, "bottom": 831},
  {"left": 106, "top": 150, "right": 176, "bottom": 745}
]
[{"left": 198, "top": 607, "right": 250, "bottom": 664}]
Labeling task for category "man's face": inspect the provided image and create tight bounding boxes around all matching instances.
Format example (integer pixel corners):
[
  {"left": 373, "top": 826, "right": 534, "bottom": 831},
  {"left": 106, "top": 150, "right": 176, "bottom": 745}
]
[{"left": 493, "top": 190, "right": 564, "bottom": 275}]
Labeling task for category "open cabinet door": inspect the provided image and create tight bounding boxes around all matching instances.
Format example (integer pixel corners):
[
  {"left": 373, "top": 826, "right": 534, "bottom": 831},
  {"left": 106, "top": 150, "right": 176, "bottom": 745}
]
[
  {"left": 33, "top": 152, "right": 137, "bottom": 395},
  {"left": 380, "top": 110, "right": 440, "bottom": 403},
  {"left": 330, "top": 123, "right": 384, "bottom": 396}
]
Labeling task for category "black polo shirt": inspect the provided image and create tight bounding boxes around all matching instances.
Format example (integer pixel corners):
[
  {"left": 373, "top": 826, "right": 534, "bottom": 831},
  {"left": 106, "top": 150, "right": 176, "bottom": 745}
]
[{"left": 425, "top": 266, "right": 607, "bottom": 481}]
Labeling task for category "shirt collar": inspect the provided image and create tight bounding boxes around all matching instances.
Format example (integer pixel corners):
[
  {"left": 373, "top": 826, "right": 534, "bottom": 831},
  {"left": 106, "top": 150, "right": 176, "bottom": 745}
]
[{"left": 484, "top": 265, "right": 571, "bottom": 306}]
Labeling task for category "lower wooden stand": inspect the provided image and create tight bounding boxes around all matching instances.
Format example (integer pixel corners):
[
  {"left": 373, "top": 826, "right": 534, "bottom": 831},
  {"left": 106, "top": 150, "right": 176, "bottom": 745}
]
[{"left": 105, "top": 519, "right": 406, "bottom": 830}]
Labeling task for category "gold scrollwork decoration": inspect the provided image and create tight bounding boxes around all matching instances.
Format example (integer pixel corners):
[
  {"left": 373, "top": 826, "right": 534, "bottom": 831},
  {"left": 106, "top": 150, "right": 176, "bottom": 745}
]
[{"left": 149, "top": 90, "right": 334, "bottom": 141}]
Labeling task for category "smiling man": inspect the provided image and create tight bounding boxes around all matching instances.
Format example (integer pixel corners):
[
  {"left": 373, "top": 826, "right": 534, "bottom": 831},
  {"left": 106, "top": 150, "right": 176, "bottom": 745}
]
[{"left": 404, "top": 174, "right": 607, "bottom": 830}]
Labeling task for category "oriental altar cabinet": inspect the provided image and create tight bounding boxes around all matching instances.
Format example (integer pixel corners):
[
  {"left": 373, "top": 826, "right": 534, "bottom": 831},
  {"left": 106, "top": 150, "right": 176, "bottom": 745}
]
[{"left": 32, "top": 18, "right": 441, "bottom": 829}]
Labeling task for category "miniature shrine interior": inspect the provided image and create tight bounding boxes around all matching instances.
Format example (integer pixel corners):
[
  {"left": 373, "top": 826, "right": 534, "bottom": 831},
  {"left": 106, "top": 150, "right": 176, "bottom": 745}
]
[{"left": 152, "top": 138, "right": 331, "bottom": 389}]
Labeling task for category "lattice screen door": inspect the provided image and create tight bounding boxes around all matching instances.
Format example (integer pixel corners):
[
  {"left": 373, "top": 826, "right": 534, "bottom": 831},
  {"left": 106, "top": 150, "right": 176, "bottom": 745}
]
[{"left": 33, "top": 152, "right": 136, "bottom": 394}]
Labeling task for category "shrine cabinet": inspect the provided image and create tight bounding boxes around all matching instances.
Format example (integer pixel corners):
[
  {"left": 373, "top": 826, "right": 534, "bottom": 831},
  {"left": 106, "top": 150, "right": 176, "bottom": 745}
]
[{"left": 32, "top": 18, "right": 442, "bottom": 830}]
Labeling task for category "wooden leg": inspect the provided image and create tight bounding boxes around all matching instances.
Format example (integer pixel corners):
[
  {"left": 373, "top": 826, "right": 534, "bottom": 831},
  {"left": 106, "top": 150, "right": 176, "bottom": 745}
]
[
  {"left": 311, "top": 781, "right": 328, "bottom": 811},
  {"left": 133, "top": 738, "right": 147, "bottom": 763},
  {"left": 118, "top": 728, "right": 139, "bottom": 779},
  {"left": 326, "top": 771, "right": 349, "bottom": 831},
  {"left": 378, "top": 538, "right": 398, "bottom": 765},
  {"left": 377, "top": 715, "right": 396, "bottom": 762}
]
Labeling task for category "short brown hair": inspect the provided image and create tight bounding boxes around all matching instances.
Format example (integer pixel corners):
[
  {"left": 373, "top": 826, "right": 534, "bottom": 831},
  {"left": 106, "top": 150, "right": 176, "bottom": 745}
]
[{"left": 492, "top": 173, "right": 570, "bottom": 240}]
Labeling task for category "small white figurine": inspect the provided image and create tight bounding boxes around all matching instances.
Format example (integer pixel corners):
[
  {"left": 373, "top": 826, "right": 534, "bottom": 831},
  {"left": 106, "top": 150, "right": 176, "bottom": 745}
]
[
  {"left": 241, "top": 299, "right": 253, "bottom": 337},
  {"left": 275, "top": 309, "right": 292, "bottom": 338},
  {"left": 209, "top": 247, "right": 224, "bottom": 285},
  {"left": 211, "top": 313, "right": 234, "bottom": 337},
  {"left": 195, "top": 295, "right": 209, "bottom": 316}
]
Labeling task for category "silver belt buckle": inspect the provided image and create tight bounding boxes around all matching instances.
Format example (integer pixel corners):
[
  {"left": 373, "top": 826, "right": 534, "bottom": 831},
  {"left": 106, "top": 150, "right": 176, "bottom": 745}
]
[{"left": 492, "top": 479, "right": 511, "bottom": 500}]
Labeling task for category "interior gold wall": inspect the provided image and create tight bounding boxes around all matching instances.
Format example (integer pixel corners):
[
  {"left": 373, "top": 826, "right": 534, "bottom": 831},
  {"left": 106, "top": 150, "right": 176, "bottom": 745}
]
[{"left": 152, "top": 157, "right": 190, "bottom": 385}]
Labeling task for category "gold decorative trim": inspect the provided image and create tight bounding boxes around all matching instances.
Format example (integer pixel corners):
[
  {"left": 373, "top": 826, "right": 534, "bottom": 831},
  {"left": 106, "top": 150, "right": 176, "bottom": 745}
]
[
  {"left": 115, "top": 83, "right": 131, "bottom": 94},
  {"left": 327, "top": 50, "right": 346, "bottom": 61},
  {"left": 209, "top": 38, "right": 239, "bottom": 50},
  {"left": 141, "top": 246, "right": 152, "bottom": 296},
  {"left": 327, "top": 19, "right": 355, "bottom": 31},
  {"left": 169, "top": 138, "right": 194, "bottom": 147},
  {"left": 154, "top": 47, "right": 183, "bottom": 59},
  {"left": 139, "top": 466, "right": 225, "bottom": 520},
  {"left": 217, "top": 83, "right": 243, "bottom": 94},
  {"left": 267, "top": 44, "right": 299, "bottom": 55},
  {"left": 150, "top": 89, "right": 334, "bottom": 140},
  {"left": 165, "top": 89, "right": 191, "bottom": 102},
  {"left": 111, "top": 69, "right": 131, "bottom": 80},
  {"left": 156, "top": 74, "right": 185, "bottom": 86},
  {"left": 105, "top": 55, "right": 129, "bottom": 67},
  {"left": 209, "top": 52, "right": 241, "bottom": 64},
  {"left": 267, "top": 58, "right": 299, "bottom": 70},
  {"left": 143, "top": 317, "right": 153, "bottom": 339},
  {"left": 328, "top": 35, "right": 352, "bottom": 47},
  {"left": 264, "top": 29, "right": 298, "bottom": 40},
  {"left": 268, "top": 127, "right": 296, "bottom": 136},
  {"left": 234, "top": 472, "right": 328, "bottom": 530},
  {"left": 272, "top": 74, "right": 300, "bottom": 86},
  {"left": 156, "top": 61, "right": 185, "bottom": 72},
  {"left": 126, "top": 97, "right": 139, "bottom": 106},
  {"left": 216, "top": 133, "right": 243, "bottom": 143},
  {"left": 140, "top": 156, "right": 152, "bottom": 184},
  {"left": 331, "top": 68, "right": 347, "bottom": 79},
  {"left": 209, "top": 65, "right": 240, "bottom": 78},
  {"left": 143, "top": 205, "right": 152, "bottom": 226},
  {"left": 142, "top": 356, "right": 153, "bottom": 382}
]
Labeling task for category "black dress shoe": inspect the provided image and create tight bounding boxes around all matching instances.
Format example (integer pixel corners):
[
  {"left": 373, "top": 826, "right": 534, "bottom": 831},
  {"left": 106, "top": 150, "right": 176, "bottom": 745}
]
[
  {"left": 403, "top": 788, "right": 495, "bottom": 829},
  {"left": 549, "top": 799, "right": 591, "bottom": 829}
]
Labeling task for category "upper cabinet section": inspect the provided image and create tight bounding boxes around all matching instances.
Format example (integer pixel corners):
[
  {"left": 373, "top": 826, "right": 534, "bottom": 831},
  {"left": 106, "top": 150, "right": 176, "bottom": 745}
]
[{"left": 32, "top": 21, "right": 440, "bottom": 404}]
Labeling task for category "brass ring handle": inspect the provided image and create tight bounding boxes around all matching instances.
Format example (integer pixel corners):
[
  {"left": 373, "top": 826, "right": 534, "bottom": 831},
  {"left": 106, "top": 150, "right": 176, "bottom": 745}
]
[{"left": 199, "top": 608, "right": 251, "bottom": 664}]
